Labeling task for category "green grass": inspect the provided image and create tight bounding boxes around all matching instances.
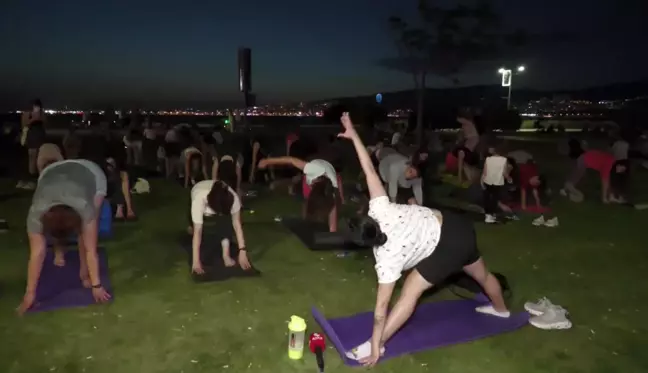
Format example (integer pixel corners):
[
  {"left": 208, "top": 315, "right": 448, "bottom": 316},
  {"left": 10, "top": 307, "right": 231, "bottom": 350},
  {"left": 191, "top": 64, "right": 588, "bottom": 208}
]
[{"left": 1, "top": 140, "right": 648, "bottom": 373}]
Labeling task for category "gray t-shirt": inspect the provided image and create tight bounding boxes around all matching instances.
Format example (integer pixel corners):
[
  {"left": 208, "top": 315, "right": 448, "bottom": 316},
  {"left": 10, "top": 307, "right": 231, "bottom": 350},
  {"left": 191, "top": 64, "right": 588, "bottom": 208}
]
[
  {"left": 378, "top": 153, "right": 423, "bottom": 205},
  {"left": 27, "top": 161, "right": 101, "bottom": 233}
]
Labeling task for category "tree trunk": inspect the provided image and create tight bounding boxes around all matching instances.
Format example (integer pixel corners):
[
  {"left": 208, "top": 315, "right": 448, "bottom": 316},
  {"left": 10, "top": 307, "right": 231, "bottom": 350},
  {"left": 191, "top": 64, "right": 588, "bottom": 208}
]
[{"left": 416, "top": 72, "right": 426, "bottom": 145}]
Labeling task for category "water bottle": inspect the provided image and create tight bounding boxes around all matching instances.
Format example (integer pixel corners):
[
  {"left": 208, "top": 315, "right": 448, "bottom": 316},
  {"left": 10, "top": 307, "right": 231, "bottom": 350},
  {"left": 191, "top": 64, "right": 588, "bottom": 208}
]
[{"left": 287, "top": 315, "right": 307, "bottom": 360}]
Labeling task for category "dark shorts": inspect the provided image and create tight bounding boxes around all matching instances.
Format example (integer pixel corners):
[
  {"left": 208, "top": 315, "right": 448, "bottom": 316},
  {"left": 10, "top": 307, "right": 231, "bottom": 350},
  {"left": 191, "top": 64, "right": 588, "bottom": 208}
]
[
  {"left": 452, "top": 146, "right": 479, "bottom": 167},
  {"left": 415, "top": 212, "right": 481, "bottom": 285},
  {"left": 164, "top": 142, "right": 181, "bottom": 157},
  {"left": 26, "top": 127, "right": 46, "bottom": 150}
]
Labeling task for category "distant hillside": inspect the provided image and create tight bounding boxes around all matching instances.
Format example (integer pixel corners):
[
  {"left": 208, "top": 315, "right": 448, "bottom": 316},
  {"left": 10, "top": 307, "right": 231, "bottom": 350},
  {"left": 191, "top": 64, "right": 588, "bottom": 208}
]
[{"left": 324, "top": 80, "right": 648, "bottom": 109}]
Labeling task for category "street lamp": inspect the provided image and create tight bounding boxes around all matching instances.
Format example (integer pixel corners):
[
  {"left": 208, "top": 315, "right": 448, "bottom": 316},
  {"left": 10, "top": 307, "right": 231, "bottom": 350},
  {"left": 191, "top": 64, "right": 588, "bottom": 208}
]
[{"left": 498, "top": 65, "right": 526, "bottom": 109}]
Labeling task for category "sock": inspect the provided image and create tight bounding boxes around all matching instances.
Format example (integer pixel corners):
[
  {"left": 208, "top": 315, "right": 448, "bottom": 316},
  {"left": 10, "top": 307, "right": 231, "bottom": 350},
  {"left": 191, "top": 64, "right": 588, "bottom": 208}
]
[
  {"left": 345, "top": 340, "right": 386, "bottom": 360},
  {"left": 476, "top": 304, "right": 511, "bottom": 318}
]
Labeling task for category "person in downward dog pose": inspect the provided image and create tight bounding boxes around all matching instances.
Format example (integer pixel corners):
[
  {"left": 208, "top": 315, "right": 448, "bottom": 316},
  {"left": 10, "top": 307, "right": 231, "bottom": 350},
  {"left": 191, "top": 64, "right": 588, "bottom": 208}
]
[
  {"left": 182, "top": 143, "right": 209, "bottom": 188},
  {"left": 561, "top": 149, "right": 629, "bottom": 204},
  {"left": 337, "top": 113, "right": 509, "bottom": 366},
  {"left": 188, "top": 180, "right": 251, "bottom": 273},
  {"left": 17, "top": 159, "right": 112, "bottom": 315},
  {"left": 258, "top": 156, "right": 344, "bottom": 233}
]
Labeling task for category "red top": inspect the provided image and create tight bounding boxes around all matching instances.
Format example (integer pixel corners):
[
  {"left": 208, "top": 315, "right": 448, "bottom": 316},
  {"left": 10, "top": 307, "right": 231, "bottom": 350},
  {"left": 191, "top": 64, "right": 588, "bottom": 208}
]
[
  {"left": 518, "top": 163, "right": 539, "bottom": 189},
  {"left": 445, "top": 152, "right": 458, "bottom": 172},
  {"left": 286, "top": 133, "right": 299, "bottom": 148},
  {"left": 582, "top": 150, "right": 615, "bottom": 181}
]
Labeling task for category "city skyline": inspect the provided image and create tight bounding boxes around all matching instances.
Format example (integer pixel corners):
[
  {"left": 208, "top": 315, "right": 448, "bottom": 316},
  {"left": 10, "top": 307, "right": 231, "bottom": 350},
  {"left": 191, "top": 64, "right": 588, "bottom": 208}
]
[{"left": 1, "top": 0, "right": 646, "bottom": 108}]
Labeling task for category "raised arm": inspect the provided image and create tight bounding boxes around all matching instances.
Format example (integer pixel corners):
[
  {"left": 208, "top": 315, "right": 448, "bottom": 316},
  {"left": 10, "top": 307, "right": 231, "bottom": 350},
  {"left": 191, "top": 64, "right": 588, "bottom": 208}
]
[
  {"left": 338, "top": 113, "right": 386, "bottom": 200},
  {"left": 258, "top": 156, "right": 306, "bottom": 171}
]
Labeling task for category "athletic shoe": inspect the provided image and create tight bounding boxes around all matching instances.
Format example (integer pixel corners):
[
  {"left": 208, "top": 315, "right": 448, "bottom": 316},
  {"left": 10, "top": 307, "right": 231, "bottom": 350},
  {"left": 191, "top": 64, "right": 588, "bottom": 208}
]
[
  {"left": 475, "top": 304, "right": 511, "bottom": 318},
  {"left": 544, "top": 217, "right": 559, "bottom": 228},
  {"left": 23, "top": 182, "right": 36, "bottom": 190},
  {"left": 15, "top": 181, "right": 25, "bottom": 189},
  {"left": 532, "top": 216, "right": 545, "bottom": 226},
  {"left": 559, "top": 189, "right": 567, "bottom": 197},
  {"left": 524, "top": 297, "right": 555, "bottom": 316},
  {"left": 485, "top": 214, "right": 497, "bottom": 224},
  {"left": 506, "top": 214, "right": 520, "bottom": 221},
  {"left": 529, "top": 305, "right": 572, "bottom": 330}
]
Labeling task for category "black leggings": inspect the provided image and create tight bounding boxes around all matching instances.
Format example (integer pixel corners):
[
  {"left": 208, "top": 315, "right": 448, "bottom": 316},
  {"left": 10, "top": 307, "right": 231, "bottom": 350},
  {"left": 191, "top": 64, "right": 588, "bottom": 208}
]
[{"left": 483, "top": 184, "right": 502, "bottom": 215}]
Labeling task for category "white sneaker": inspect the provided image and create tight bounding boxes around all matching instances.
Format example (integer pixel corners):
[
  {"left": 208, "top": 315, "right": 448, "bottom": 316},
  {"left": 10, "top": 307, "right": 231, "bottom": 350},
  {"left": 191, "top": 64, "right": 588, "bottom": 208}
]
[
  {"left": 484, "top": 214, "right": 497, "bottom": 224},
  {"left": 544, "top": 217, "right": 559, "bottom": 228},
  {"left": 529, "top": 306, "right": 572, "bottom": 330},
  {"left": 532, "top": 216, "right": 545, "bottom": 226},
  {"left": 16, "top": 181, "right": 25, "bottom": 189},
  {"left": 559, "top": 189, "right": 567, "bottom": 197},
  {"left": 524, "top": 297, "right": 555, "bottom": 316}
]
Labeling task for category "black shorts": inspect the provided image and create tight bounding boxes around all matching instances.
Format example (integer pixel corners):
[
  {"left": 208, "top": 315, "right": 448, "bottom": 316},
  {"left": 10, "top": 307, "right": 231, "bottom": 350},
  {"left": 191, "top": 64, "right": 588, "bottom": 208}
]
[
  {"left": 452, "top": 146, "right": 479, "bottom": 167},
  {"left": 26, "top": 127, "right": 46, "bottom": 150},
  {"left": 415, "top": 212, "right": 481, "bottom": 285},
  {"left": 164, "top": 142, "right": 181, "bottom": 157}
]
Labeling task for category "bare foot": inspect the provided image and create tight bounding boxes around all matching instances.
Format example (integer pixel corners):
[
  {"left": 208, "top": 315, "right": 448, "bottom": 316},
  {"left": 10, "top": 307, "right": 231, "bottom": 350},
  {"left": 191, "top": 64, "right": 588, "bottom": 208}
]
[
  {"left": 53, "top": 251, "right": 66, "bottom": 267},
  {"left": 223, "top": 257, "right": 236, "bottom": 267}
]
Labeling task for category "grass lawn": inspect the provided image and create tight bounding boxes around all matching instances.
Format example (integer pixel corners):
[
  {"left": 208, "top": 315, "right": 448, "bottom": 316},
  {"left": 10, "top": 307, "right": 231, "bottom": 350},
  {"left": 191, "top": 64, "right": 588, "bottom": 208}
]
[{"left": 1, "top": 139, "right": 647, "bottom": 373}]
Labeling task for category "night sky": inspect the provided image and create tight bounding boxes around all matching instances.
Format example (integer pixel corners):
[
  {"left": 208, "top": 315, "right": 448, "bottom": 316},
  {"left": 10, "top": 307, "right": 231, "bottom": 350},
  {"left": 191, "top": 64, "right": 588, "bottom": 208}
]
[{"left": 1, "top": 0, "right": 646, "bottom": 107}]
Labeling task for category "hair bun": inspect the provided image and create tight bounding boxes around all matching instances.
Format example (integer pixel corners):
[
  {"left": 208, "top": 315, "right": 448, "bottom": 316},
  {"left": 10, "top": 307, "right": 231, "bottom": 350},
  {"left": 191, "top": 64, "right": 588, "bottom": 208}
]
[{"left": 376, "top": 233, "right": 387, "bottom": 246}]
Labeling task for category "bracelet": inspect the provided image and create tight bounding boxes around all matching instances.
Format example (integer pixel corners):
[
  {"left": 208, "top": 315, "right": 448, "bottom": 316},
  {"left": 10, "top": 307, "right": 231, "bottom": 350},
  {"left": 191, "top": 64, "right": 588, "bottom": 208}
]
[
  {"left": 239, "top": 247, "right": 246, "bottom": 252},
  {"left": 92, "top": 283, "right": 102, "bottom": 289}
]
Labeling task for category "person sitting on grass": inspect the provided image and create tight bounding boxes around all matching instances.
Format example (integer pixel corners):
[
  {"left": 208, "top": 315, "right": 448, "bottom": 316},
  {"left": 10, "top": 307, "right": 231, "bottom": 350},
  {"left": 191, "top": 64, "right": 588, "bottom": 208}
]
[
  {"left": 337, "top": 112, "right": 509, "bottom": 367},
  {"left": 18, "top": 159, "right": 111, "bottom": 315},
  {"left": 258, "top": 156, "right": 344, "bottom": 233},
  {"left": 188, "top": 180, "right": 251, "bottom": 274},
  {"left": 561, "top": 149, "right": 629, "bottom": 204}
]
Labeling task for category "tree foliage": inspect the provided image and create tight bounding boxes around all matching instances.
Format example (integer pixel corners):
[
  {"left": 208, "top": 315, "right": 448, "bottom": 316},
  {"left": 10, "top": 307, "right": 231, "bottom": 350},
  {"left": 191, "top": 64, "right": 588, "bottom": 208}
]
[{"left": 381, "top": 0, "right": 529, "bottom": 139}]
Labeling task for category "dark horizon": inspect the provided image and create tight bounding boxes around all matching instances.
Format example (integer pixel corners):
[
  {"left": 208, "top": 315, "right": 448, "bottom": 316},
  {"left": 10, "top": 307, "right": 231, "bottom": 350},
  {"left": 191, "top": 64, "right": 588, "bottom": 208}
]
[{"left": 1, "top": 0, "right": 646, "bottom": 108}]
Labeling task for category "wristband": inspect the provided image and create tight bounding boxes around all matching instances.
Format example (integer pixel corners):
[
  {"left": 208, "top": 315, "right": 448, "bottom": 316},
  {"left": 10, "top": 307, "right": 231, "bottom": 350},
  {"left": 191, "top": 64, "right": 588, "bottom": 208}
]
[
  {"left": 239, "top": 247, "right": 246, "bottom": 252},
  {"left": 92, "top": 283, "right": 102, "bottom": 289}
]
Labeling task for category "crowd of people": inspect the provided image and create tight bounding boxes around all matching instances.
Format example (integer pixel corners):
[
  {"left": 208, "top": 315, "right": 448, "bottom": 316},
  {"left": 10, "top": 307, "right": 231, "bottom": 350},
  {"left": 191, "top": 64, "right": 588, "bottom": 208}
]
[{"left": 3, "top": 99, "right": 646, "bottom": 367}]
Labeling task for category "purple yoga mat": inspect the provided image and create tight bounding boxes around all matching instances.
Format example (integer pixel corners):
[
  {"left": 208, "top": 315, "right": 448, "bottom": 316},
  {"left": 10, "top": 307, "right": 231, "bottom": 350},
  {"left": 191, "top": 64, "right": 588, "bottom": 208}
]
[
  {"left": 312, "top": 294, "right": 529, "bottom": 366},
  {"left": 28, "top": 248, "right": 112, "bottom": 313}
]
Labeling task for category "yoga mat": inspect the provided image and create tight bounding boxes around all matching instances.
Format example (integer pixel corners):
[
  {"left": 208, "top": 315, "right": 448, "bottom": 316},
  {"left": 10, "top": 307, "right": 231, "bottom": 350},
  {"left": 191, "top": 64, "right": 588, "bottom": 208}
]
[
  {"left": 281, "top": 217, "right": 366, "bottom": 251},
  {"left": 313, "top": 294, "right": 529, "bottom": 366},
  {"left": 506, "top": 204, "right": 551, "bottom": 214},
  {"left": 28, "top": 248, "right": 112, "bottom": 313},
  {"left": 179, "top": 233, "right": 261, "bottom": 282}
]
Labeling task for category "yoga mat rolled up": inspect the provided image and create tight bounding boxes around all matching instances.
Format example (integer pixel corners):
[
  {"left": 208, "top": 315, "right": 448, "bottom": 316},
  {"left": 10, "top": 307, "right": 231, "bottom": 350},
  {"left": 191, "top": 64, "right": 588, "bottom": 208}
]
[{"left": 313, "top": 294, "right": 528, "bottom": 366}]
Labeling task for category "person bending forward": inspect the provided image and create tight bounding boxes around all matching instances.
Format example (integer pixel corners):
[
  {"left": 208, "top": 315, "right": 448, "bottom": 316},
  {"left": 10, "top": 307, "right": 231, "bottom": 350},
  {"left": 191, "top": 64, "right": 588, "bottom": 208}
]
[
  {"left": 189, "top": 180, "right": 251, "bottom": 273},
  {"left": 258, "top": 157, "right": 343, "bottom": 232},
  {"left": 18, "top": 159, "right": 112, "bottom": 315},
  {"left": 337, "top": 112, "right": 509, "bottom": 367}
]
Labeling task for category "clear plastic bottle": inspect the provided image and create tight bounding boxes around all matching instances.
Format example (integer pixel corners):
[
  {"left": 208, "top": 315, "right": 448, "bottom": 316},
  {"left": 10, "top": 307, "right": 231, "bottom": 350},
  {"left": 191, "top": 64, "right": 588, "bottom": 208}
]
[{"left": 287, "top": 315, "right": 307, "bottom": 360}]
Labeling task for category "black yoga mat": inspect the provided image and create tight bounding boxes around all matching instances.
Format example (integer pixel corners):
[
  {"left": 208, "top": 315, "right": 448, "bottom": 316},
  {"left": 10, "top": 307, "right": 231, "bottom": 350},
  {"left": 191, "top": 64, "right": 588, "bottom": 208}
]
[
  {"left": 280, "top": 217, "right": 368, "bottom": 251},
  {"left": 179, "top": 233, "right": 261, "bottom": 282}
]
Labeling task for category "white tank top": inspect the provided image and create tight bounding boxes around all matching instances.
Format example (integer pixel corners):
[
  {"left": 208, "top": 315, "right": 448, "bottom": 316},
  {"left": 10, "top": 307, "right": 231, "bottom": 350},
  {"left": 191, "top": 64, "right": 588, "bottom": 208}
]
[{"left": 483, "top": 155, "right": 507, "bottom": 186}]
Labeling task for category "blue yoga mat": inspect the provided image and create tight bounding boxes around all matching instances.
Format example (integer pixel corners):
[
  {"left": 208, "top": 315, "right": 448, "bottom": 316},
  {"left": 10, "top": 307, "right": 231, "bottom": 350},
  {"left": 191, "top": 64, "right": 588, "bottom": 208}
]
[{"left": 313, "top": 294, "right": 529, "bottom": 366}]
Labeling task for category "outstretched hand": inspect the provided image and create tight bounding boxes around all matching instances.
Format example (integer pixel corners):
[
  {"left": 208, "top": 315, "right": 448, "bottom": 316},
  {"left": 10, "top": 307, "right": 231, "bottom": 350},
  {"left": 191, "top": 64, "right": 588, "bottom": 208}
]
[{"left": 337, "top": 112, "right": 357, "bottom": 139}]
